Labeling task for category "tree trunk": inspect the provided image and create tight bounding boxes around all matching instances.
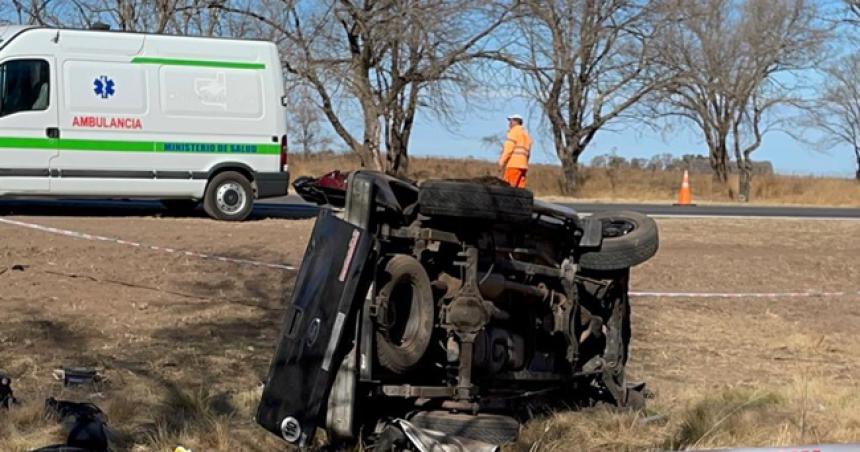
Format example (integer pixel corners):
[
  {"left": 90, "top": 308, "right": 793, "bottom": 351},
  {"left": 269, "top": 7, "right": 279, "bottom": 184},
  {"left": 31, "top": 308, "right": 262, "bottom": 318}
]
[
  {"left": 362, "top": 116, "right": 384, "bottom": 171},
  {"left": 560, "top": 152, "right": 581, "bottom": 195},
  {"left": 736, "top": 150, "right": 754, "bottom": 202},
  {"left": 738, "top": 165, "right": 751, "bottom": 202},
  {"left": 386, "top": 146, "right": 409, "bottom": 177},
  {"left": 855, "top": 148, "right": 860, "bottom": 180},
  {"left": 709, "top": 141, "right": 729, "bottom": 183}
]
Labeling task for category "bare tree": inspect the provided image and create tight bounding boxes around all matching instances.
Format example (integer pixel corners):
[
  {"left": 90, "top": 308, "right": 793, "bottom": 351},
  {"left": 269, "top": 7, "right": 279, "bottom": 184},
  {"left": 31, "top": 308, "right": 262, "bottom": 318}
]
[
  {"left": 215, "top": 0, "right": 513, "bottom": 176},
  {"left": 500, "top": 0, "right": 673, "bottom": 194},
  {"left": 806, "top": 55, "right": 860, "bottom": 180},
  {"left": 653, "top": 0, "right": 826, "bottom": 201},
  {"left": 289, "top": 85, "right": 333, "bottom": 157},
  {"left": 7, "top": 0, "right": 232, "bottom": 35},
  {"left": 8, "top": 0, "right": 77, "bottom": 26},
  {"left": 847, "top": 0, "right": 860, "bottom": 23}
]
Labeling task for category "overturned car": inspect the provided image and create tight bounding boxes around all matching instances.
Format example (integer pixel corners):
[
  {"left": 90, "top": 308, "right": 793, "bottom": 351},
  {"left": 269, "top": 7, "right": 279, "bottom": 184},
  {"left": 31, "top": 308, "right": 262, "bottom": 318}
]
[{"left": 257, "top": 172, "right": 659, "bottom": 449}]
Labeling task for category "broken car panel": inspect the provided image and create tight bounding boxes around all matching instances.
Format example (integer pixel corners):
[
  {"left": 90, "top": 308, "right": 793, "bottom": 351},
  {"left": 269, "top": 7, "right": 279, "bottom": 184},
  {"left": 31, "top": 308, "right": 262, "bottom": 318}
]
[{"left": 256, "top": 210, "right": 375, "bottom": 447}]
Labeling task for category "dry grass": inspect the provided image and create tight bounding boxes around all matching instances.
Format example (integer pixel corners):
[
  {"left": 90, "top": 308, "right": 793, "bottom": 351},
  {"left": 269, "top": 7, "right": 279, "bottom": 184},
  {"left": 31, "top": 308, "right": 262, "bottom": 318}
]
[
  {"left": 513, "top": 374, "right": 860, "bottom": 452},
  {"left": 289, "top": 152, "right": 860, "bottom": 206},
  {"left": 1, "top": 216, "right": 858, "bottom": 450}
]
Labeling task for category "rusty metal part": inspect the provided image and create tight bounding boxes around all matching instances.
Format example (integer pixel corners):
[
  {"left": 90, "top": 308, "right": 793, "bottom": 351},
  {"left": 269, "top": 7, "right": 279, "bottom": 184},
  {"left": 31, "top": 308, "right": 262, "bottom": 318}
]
[
  {"left": 600, "top": 285, "right": 629, "bottom": 406},
  {"left": 381, "top": 385, "right": 457, "bottom": 398},
  {"left": 478, "top": 273, "right": 548, "bottom": 300},
  {"left": 440, "top": 400, "right": 480, "bottom": 413},
  {"left": 496, "top": 259, "right": 564, "bottom": 278},
  {"left": 446, "top": 247, "right": 491, "bottom": 334},
  {"left": 447, "top": 295, "right": 490, "bottom": 331},
  {"left": 436, "top": 272, "right": 461, "bottom": 300},
  {"left": 494, "top": 246, "right": 558, "bottom": 267},
  {"left": 445, "top": 247, "right": 490, "bottom": 402},
  {"left": 455, "top": 333, "right": 477, "bottom": 401},
  {"left": 386, "top": 226, "right": 460, "bottom": 244},
  {"left": 560, "top": 258, "right": 579, "bottom": 365}
]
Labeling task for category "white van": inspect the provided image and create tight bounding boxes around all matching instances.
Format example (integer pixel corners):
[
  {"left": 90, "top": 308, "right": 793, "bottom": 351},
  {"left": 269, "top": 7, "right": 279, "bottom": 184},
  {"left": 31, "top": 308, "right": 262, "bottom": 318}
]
[{"left": 0, "top": 25, "right": 289, "bottom": 221}]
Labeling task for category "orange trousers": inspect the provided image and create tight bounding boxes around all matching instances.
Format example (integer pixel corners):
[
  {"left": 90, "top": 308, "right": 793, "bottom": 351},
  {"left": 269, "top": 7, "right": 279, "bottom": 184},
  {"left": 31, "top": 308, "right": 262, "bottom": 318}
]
[{"left": 503, "top": 167, "right": 527, "bottom": 188}]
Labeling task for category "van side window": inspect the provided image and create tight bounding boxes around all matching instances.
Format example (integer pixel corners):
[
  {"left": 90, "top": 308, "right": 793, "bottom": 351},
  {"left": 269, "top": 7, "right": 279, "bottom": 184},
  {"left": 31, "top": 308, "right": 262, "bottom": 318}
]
[{"left": 0, "top": 59, "right": 50, "bottom": 117}]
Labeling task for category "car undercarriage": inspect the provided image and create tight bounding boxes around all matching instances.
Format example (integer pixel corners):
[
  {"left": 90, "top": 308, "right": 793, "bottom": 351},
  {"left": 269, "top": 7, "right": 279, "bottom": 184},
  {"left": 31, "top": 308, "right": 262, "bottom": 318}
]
[{"left": 257, "top": 171, "right": 659, "bottom": 449}]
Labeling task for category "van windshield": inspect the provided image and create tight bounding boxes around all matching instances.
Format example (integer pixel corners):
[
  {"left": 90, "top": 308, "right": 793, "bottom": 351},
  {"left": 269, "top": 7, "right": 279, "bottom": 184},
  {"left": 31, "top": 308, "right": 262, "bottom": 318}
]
[{"left": 0, "top": 59, "right": 49, "bottom": 116}]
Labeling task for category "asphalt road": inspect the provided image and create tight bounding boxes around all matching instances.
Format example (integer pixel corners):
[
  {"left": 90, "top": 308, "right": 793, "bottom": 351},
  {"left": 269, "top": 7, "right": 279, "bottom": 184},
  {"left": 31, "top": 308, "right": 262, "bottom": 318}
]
[
  {"left": 0, "top": 196, "right": 857, "bottom": 219},
  {"left": 259, "top": 196, "right": 860, "bottom": 219},
  {"left": 553, "top": 202, "right": 860, "bottom": 219}
]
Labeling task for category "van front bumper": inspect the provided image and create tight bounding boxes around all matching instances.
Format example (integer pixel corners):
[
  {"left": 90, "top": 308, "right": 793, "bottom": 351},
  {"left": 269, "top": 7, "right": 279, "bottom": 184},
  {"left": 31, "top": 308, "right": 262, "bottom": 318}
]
[{"left": 256, "top": 171, "right": 290, "bottom": 199}]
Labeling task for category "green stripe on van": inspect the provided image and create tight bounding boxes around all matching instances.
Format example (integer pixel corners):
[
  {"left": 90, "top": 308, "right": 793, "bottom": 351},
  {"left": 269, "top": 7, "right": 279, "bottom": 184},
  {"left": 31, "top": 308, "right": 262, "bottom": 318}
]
[
  {"left": 131, "top": 56, "right": 266, "bottom": 70},
  {"left": 0, "top": 137, "right": 280, "bottom": 155}
]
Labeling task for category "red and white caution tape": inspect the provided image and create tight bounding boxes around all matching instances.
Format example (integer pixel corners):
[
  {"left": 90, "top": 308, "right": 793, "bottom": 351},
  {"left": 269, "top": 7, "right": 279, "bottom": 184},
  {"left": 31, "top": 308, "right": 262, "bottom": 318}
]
[
  {"left": 630, "top": 291, "right": 859, "bottom": 298},
  {"left": 0, "top": 217, "right": 296, "bottom": 271},
  {"left": 2, "top": 217, "right": 857, "bottom": 297}
]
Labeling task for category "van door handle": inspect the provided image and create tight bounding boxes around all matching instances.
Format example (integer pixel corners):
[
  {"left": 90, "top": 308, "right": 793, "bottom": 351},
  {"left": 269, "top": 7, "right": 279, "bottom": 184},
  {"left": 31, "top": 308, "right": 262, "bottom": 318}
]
[{"left": 46, "top": 127, "right": 60, "bottom": 139}]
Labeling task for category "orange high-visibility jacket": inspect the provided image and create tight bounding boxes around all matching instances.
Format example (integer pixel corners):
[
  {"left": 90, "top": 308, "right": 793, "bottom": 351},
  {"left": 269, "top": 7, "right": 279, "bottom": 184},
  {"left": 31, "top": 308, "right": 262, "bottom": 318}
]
[{"left": 498, "top": 124, "right": 532, "bottom": 170}]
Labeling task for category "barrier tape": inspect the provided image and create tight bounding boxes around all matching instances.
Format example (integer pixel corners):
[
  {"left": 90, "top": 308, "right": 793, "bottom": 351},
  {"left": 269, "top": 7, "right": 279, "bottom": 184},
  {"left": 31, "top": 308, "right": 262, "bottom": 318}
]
[
  {"left": 0, "top": 217, "right": 296, "bottom": 271},
  {"left": 2, "top": 217, "right": 857, "bottom": 298}
]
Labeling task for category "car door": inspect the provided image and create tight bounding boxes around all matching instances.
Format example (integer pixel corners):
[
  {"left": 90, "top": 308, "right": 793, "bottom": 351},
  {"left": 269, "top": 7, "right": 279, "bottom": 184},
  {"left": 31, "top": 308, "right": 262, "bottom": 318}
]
[
  {"left": 0, "top": 57, "right": 58, "bottom": 193},
  {"left": 257, "top": 210, "right": 375, "bottom": 447}
]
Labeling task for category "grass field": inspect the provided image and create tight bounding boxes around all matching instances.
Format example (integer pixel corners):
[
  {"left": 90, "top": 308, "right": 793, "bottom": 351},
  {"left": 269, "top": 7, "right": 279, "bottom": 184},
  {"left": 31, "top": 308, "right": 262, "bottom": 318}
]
[
  {"left": 290, "top": 153, "right": 860, "bottom": 207},
  {"left": 1, "top": 213, "right": 858, "bottom": 450}
]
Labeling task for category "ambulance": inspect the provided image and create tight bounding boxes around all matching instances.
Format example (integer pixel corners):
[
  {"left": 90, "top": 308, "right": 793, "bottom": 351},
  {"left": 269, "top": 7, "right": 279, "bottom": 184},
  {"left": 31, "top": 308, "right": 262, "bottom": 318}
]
[{"left": 0, "top": 25, "right": 289, "bottom": 221}]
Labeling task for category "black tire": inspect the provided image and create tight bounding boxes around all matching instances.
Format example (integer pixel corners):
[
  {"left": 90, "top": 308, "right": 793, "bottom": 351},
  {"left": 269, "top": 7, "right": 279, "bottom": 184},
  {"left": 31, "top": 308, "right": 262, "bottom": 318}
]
[
  {"left": 375, "top": 255, "right": 435, "bottom": 375},
  {"left": 408, "top": 411, "right": 520, "bottom": 445},
  {"left": 418, "top": 179, "right": 533, "bottom": 223},
  {"left": 160, "top": 199, "right": 199, "bottom": 212},
  {"left": 203, "top": 171, "right": 254, "bottom": 221},
  {"left": 578, "top": 211, "right": 658, "bottom": 271}
]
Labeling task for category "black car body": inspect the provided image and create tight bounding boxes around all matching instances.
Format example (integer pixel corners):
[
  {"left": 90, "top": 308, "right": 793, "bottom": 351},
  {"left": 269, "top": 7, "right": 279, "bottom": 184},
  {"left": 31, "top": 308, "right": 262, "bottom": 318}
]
[{"left": 259, "top": 171, "right": 659, "bottom": 448}]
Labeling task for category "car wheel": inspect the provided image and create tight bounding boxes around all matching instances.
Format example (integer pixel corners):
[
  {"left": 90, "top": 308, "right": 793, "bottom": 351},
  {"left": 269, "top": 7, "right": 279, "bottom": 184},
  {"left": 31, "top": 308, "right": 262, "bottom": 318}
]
[
  {"left": 203, "top": 171, "right": 254, "bottom": 221},
  {"left": 418, "top": 179, "right": 533, "bottom": 223},
  {"left": 375, "top": 255, "right": 435, "bottom": 375},
  {"left": 578, "top": 210, "right": 658, "bottom": 271}
]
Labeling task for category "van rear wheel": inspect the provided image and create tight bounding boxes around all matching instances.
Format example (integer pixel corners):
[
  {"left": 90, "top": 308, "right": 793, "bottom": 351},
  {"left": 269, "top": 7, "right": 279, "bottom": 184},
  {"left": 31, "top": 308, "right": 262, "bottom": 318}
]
[{"left": 204, "top": 171, "right": 254, "bottom": 221}]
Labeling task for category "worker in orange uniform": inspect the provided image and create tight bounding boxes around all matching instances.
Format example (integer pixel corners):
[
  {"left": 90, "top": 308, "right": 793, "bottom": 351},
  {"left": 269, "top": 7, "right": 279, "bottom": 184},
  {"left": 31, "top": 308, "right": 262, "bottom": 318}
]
[{"left": 498, "top": 114, "right": 532, "bottom": 188}]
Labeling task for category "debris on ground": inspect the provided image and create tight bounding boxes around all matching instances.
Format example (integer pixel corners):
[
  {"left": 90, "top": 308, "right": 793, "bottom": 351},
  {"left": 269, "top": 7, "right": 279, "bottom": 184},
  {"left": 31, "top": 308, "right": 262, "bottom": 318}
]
[
  {"left": 36, "top": 397, "right": 109, "bottom": 452},
  {"left": 376, "top": 419, "right": 499, "bottom": 452},
  {"left": 53, "top": 368, "right": 104, "bottom": 387},
  {"left": 1, "top": 373, "right": 16, "bottom": 408}
]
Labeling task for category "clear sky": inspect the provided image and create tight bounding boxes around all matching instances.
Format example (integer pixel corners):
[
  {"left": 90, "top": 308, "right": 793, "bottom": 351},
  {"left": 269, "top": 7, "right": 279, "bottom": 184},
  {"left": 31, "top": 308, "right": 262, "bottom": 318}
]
[{"left": 406, "top": 96, "right": 857, "bottom": 178}]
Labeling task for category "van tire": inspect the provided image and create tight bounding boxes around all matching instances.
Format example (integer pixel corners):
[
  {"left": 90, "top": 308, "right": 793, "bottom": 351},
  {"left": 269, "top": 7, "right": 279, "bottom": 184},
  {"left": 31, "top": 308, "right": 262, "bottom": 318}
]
[{"left": 203, "top": 171, "right": 254, "bottom": 221}]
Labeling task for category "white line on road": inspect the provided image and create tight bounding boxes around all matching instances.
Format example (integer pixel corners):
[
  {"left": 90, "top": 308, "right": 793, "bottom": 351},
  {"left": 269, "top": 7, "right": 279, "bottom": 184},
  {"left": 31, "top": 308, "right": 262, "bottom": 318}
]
[{"left": 0, "top": 217, "right": 296, "bottom": 271}]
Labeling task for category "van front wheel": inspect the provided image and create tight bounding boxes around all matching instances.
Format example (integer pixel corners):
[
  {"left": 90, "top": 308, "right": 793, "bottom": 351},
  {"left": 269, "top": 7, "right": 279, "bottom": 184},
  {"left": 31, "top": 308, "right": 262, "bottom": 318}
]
[{"left": 203, "top": 171, "right": 254, "bottom": 221}]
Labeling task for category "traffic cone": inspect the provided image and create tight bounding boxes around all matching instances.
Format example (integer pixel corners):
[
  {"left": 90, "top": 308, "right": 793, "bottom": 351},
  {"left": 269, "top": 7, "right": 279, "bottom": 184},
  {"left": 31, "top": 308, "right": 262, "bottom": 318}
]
[{"left": 674, "top": 170, "right": 695, "bottom": 206}]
